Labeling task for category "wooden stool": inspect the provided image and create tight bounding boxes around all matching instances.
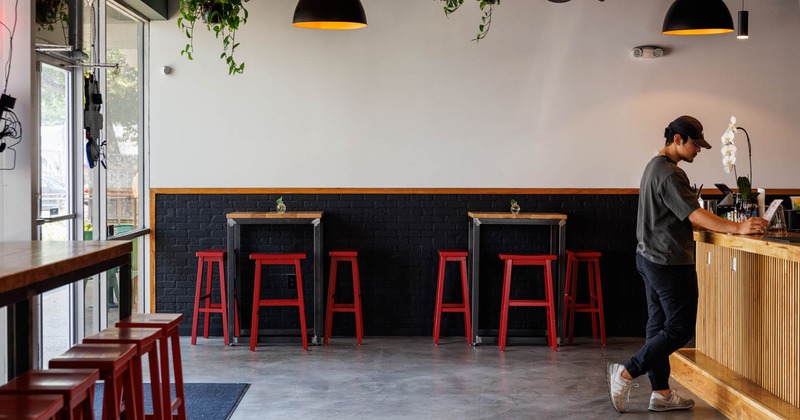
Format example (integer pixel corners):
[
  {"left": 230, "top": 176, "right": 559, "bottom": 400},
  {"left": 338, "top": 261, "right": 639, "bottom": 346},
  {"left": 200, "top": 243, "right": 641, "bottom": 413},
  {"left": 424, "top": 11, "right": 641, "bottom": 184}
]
[
  {"left": 324, "top": 250, "right": 364, "bottom": 345},
  {"left": 433, "top": 249, "right": 471, "bottom": 345},
  {"left": 563, "top": 250, "right": 606, "bottom": 345},
  {"left": 0, "top": 368, "right": 98, "bottom": 420},
  {"left": 249, "top": 253, "right": 308, "bottom": 351},
  {"left": 498, "top": 254, "right": 558, "bottom": 352},
  {"left": 48, "top": 343, "right": 140, "bottom": 420},
  {"left": 117, "top": 313, "right": 186, "bottom": 420},
  {"left": 0, "top": 394, "right": 64, "bottom": 420},
  {"left": 192, "top": 249, "right": 240, "bottom": 346},
  {"left": 83, "top": 327, "right": 165, "bottom": 419}
]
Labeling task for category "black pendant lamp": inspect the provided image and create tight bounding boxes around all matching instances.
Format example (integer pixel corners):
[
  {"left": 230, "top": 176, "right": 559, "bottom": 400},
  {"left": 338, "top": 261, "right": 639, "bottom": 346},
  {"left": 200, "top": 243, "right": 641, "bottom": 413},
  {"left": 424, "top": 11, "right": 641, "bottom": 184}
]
[
  {"left": 293, "top": 0, "right": 367, "bottom": 30},
  {"left": 737, "top": 0, "right": 749, "bottom": 39},
  {"left": 662, "top": 0, "right": 734, "bottom": 35}
]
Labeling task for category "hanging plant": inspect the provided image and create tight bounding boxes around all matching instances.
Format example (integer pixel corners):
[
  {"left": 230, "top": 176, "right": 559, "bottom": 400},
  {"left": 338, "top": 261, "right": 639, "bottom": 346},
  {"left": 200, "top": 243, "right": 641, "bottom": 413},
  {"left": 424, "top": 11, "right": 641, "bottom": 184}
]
[
  {"left": 177, "top": 0, "right": 249, "bottom": 75},
  {"left": 35, "top": 0, "right": 69, "bottom": 32},
  {"left": 439, "top": 0, "right": 499, "bottom": 42}
]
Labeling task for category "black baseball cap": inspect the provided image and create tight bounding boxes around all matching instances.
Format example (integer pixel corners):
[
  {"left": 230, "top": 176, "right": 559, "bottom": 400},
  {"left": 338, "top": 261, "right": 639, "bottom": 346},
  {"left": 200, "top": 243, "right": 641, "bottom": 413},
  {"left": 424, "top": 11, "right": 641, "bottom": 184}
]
[{"left": 667, "top": 115, "right": 711, "bottom": 149}]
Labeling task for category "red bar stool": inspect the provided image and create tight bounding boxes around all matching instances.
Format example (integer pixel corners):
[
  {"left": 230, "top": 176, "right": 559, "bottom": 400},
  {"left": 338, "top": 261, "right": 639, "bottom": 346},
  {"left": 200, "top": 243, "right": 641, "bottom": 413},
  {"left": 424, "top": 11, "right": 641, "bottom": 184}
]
[
  {"left": 0, "top": 368, "right": 98, "bottom": 420},
  {"left": 48, "top": 343, "right": 140, "bottom": 420},
  {"left": 83, "top": 327, "right": 165, "bottom": 419},
  {"left": 432, "top": 249, "right": 471, "bottom": 345},
  {"left": 249, "top": 253, "right": 308, "bottom": 351},
  {"left": 324, "top": 250, "right": 364, "bottom": 345},
  {"left": 498, "top": 254, "right": 558, "bottom": 352},
  {"left": 563, "top": 250, "right": 606, "bottom": 345},
  {"left": 116, "top": 313, "right": 186, "bottom": 420},
  {"left": 191, "top": 249, "right": 240, "bottom": 346},
  {"left": 0, "top": 394, "right": 64, "bottom": 420}
]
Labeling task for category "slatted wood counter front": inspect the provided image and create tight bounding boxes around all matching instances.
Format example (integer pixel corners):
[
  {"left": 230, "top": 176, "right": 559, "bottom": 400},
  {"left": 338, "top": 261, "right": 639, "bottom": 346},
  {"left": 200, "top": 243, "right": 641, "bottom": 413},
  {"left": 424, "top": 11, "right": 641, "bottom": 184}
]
[{"left": 671, "top": 231, "right": 800, "bottom": 419}]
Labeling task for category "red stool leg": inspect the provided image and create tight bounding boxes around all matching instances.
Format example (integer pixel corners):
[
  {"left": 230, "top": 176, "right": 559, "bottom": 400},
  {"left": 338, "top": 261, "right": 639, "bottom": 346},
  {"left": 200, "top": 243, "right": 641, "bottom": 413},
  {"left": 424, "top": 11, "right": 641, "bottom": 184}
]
[
  {"left": 203, "top": 260, "right": 213, "bottom": 339},
  {"left": 544, "top": 261, "right": 558, "bottom": 352},
  {"left": 433, "top": 255, "right": 446, "bottom": 345},
  {"left": 352, "top": 257, "right": 364, "bottom": 345},
  {"left": 294, "top": 259, "right": 309, "bottom": 351},
  {"left": 594, "top": 259, "right": 607, "bottom": 345},
  {"left": 324, "top": 258, "right": 339, "bottom": 345},
  {"left": 217, "top": 258, "right": 230, "bottom": 346},
  {"left": 191, "top": 257, "right": 204, "bottom": 346},
  {"left": 567, "top": 257, "right": 580, "bottom": 346},
  {"left": 498, "top": 259, "right": 513, "bottom": 351},
  {"left": 170, "top": 328, "right": 186, "bottom": 420},
  {"left": 459, "top": 257, "right": 472, "bottom": 345},
  {"left": 250, "top": 262, "right": 263, "bottom": 352},
  {"left": 587, "top": 260, "right": 598, "bottom": 339},
  {"left": 562, "top": 253, "right": 574, "bottom": 338}
]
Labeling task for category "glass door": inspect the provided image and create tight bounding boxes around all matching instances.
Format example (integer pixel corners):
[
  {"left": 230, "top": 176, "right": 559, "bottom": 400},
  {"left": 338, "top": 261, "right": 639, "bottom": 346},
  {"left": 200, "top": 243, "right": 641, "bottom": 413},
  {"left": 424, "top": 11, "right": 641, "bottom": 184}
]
[{"left": 37, "top": 61, "right": 77, "bottom": 366}]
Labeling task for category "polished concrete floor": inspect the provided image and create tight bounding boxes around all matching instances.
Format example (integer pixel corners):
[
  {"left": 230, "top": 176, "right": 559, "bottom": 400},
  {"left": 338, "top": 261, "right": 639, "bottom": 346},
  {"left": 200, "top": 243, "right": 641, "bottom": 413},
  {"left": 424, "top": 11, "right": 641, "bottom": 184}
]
[{"left": 180, "top": 336, "right": 725, "bottom": 419}]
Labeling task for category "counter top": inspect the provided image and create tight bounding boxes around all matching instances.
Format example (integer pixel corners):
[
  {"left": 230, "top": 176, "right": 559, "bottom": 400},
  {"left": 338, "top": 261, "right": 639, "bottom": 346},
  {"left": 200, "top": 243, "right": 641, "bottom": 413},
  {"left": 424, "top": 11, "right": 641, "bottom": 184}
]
[{"left": 694, "top": 230, "right": 800, "bottom": 262}]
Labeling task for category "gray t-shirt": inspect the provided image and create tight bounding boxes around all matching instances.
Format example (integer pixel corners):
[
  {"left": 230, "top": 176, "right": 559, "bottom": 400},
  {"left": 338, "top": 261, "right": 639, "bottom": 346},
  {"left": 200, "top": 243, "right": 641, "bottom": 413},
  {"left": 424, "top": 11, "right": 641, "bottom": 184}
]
[{"left": 636, "top": 155, "right": 700, "bottom": 265}]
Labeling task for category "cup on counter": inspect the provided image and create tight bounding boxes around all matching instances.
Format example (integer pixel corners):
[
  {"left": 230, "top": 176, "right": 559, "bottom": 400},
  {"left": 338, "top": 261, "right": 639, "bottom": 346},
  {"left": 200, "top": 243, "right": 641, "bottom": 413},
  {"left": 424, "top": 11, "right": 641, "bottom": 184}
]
[
  {"left": 702, "top": 199, "right": 718, "bottom": 215},
  {"left": 791, "top": 196, "right": 800, "bottom": 210}
]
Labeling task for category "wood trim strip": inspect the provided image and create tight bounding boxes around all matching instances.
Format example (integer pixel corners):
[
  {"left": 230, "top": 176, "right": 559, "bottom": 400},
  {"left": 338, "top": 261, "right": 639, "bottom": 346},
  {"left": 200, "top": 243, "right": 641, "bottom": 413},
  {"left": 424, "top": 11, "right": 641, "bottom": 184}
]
[
  {"left": 149, "top": 187, "right": 800, "bottom": 195},
  {"left": 149, "top": 188, "right": 156, "bottom": 313}
]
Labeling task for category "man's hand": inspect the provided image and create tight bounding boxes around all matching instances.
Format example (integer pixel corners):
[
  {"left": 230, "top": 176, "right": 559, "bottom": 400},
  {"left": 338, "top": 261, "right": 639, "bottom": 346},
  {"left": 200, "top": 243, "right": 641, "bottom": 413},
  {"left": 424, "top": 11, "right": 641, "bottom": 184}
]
[{"left": 737, "top": 216, "right": 769, "bottom": 235}]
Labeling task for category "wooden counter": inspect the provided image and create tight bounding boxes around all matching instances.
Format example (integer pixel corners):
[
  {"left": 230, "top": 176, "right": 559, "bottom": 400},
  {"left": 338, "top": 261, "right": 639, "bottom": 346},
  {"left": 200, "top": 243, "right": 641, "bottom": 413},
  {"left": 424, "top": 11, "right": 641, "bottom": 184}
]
[{"left": 670, "top": 230, "right": 800, "bottom": 419}]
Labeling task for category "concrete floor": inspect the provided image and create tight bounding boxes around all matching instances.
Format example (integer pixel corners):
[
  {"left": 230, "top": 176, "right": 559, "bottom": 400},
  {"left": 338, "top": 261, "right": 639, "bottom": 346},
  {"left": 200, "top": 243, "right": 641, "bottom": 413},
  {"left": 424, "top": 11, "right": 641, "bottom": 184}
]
[{"left": 180, "top": 336, "right": 725, "bottom": 419}]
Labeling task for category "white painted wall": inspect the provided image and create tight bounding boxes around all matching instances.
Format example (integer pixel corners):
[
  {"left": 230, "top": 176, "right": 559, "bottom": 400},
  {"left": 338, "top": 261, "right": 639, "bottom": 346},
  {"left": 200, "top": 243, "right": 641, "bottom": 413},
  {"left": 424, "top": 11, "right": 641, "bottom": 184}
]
[{"left": 149, "top": 0, "right": 800, "bottom": 189}]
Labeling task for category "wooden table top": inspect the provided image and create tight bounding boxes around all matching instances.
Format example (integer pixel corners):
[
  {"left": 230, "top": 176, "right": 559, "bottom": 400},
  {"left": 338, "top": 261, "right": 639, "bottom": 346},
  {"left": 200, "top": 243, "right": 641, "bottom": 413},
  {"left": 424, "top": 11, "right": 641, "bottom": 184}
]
[
  {"left": 226, "top": 211, "right": 323, "bottom": 219},
  {"left": 467, "top": 212, "right": 567, "bottom": 220},
  {"left": 0, "top": 241, "right": 132, "bottom": 297}
]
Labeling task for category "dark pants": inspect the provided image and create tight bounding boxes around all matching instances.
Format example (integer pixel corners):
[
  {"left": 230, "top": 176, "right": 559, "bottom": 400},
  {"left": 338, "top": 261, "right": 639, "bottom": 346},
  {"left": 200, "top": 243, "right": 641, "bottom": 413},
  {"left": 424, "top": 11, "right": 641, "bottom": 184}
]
[{"left": 624, "top": 254, "right": 698, "bottom": 391}]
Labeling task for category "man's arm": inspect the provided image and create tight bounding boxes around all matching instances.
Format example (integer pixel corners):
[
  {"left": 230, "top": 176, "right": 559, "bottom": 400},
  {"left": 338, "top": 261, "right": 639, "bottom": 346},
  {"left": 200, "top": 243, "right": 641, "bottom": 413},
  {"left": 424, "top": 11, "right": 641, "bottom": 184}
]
[{"left": 688, "top": 208, "right": 768, "bottom": 235}]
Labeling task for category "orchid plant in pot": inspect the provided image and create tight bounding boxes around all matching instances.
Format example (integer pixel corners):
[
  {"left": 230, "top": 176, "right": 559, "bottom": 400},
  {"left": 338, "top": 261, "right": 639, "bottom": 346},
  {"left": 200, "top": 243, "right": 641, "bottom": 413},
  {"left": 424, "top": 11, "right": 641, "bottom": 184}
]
[{"left": 721, "top": 116, "right": 757, "bottom": 217}]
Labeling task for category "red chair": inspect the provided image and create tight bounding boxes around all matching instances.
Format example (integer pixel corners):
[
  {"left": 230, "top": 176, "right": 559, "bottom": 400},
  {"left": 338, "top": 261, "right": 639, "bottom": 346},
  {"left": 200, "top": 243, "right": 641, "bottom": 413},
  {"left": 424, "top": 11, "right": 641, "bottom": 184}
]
[
  {"left": 498, "top": 254, "right": 558, "bottom": 352},
  {"left": 0, "top": 394, "right": 64, "bottom": 420},
  {"left": 48, "top": 343, "right": 140, "bottom": 420},
  {"left": 117, "top": 313, "right": 186, "bottom": 420},
  {"left": 563, "top": 250, "right": 606, "bottom": 345},
  {"left": 83, "top": 327, "right": 165, "bottom": 419},
  {"left": 249, "top": 253, "right": 308, "bottom": 351},
  {"left": 0, "top": 368, "right": 98, "bottom": 420},
  {"left": 432, "top": 249, "right": 471, "bottom": 345},
  {"left": 324, "top": 250, "right": 364, "bottom": 345},
  {"left": 191, "top": 249, "right": 240, "bottom": 346}
]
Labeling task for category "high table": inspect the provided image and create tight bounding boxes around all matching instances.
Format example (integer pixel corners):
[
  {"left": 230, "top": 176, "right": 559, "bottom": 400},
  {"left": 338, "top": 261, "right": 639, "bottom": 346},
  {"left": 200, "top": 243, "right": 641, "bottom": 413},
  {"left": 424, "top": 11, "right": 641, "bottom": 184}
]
[
  {"left": 226, "top": 212, "right": 323, "bottom": 346},
  {"left": 467, "top": 212, "right": 567, "bottom": 346},
  {"left": 0, "top": 240, "right": 133, "bottom": 377}
]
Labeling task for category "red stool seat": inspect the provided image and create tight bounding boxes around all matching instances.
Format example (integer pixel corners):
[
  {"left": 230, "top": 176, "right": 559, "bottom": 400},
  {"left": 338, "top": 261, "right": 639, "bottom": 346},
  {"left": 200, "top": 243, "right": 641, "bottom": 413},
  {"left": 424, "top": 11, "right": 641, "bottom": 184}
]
[
  {"left": 83, "top": 327, "right": 165, "bottom": 419},
  {"left": 498, "top": 254, "right": 558, "bottom": 352},
  {"left": 563, "top": 250, "right": 606, "bottom": 345},
  {"left": 250, "top": 253, "right": 308, "bottom": 351},
  {"left": 48, "top": 343, "right": 140, "bottom": 420},
  {"left": 433, "top": 249, "right": 471, "bottom": 345},
  {"left": 0, "top": 394, "right": 64, "bottom": 420},
  {"left": 117, "top": 313, "right": 186, "bottom": 420},
  {"left": 324, "top": 250, "right": 364, "bottom": 345},
  {"left": 192, "top": 249, "right": 240, "bottom": 346},
  {"left": 0, "top": 368, "right": 98, "bottom": 420}
]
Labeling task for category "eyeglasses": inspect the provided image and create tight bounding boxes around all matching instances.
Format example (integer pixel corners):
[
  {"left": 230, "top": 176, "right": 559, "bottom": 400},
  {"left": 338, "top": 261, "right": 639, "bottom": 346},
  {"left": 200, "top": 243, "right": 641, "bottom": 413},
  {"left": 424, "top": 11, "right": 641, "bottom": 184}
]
[{"left": 686, "top": 138, "right": 702, "bottom": 149}]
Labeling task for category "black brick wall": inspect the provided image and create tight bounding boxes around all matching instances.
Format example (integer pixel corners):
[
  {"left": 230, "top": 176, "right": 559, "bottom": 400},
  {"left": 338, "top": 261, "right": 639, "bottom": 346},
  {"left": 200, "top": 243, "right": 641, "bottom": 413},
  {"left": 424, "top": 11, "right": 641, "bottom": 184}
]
[{"left": 155, "top": 193, "right": 646, "bottom": 338}]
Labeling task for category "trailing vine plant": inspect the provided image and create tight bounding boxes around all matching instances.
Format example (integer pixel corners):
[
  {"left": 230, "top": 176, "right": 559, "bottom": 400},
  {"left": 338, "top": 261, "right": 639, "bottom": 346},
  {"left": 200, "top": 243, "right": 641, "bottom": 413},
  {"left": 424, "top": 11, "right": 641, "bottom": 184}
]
[
  {"left": 177, "top": 0, "right": 249, "bottom": 75},
  {"left": 439, "top": 0, "right": 499, "bottom": 42}
]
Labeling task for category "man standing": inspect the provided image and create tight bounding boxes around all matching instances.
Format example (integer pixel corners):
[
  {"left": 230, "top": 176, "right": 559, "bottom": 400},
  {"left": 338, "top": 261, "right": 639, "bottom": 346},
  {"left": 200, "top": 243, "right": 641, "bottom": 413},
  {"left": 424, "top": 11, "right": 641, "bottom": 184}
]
[{"left": 606, "top": 115, "right": 768, "bottom": 413}]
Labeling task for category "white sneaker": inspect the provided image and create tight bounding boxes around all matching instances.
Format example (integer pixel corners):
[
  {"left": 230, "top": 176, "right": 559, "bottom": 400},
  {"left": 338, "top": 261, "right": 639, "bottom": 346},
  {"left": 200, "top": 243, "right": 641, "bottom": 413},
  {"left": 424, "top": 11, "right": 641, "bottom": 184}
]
[
  {"left": 648, "top": 390, "right": 695, "bottom": 412},
  {"left": 606, "top": 363, "right": 638, "bottom": 413}
]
